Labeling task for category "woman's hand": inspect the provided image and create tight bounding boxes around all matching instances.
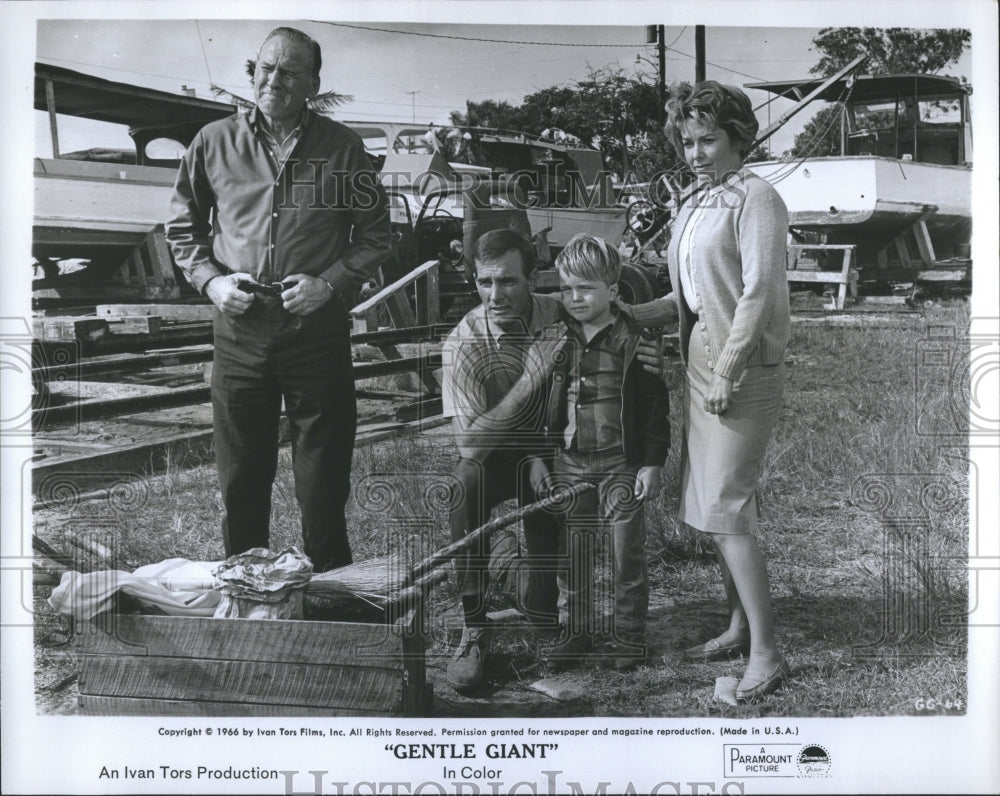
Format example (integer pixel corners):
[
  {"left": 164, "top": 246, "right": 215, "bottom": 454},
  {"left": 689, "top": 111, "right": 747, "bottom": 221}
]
[
  {"left": 634, "top": 466, "right": 662, "bottom": 501},
  {"left": 705, "top": 373, "right": 734, "bottom": 415}
]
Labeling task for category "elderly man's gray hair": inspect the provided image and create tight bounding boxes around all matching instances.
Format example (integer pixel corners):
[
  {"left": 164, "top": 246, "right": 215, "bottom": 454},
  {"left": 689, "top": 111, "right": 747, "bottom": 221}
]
[{"left": 261, "top": 26, "right": 322, "bottom": 76}]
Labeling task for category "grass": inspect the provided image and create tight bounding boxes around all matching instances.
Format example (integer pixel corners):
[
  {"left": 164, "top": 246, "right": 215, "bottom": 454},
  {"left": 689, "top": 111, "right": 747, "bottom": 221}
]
[{"left": 33, "top": 297, "right": 971, "bottom": 716}]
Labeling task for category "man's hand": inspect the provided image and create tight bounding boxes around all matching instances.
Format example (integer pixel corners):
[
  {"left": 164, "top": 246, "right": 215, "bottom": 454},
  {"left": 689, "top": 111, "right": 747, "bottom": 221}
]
[
  {"left": 206, "top": 274, "right": 256, "bottom": 316},
  {"left": 525, "top": 456, "right": 554, "bottom": 499},
  {"left": 704, "top": 373, "right": 734, "bottom": 415},
  {"left": 281, "top": 274, "right": 336, "bottom": 315},
  {"left": 636, "top": 337, "right": 664, "bottom": 377},
  {"left": 634, "top": 466, "right": 662, "bottom": 502}
]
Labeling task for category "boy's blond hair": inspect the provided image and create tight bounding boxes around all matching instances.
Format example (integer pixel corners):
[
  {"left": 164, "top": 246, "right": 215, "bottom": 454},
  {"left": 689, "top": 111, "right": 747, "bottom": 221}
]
[{"left": 554, "top": 233, "right": 622, "bottom": 287}]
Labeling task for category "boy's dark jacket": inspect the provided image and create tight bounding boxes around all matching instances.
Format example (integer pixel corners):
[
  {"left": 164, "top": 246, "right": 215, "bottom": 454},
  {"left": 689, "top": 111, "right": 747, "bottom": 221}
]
[{"left": 542, "top": 312, "right": 670, "bottom": 467}]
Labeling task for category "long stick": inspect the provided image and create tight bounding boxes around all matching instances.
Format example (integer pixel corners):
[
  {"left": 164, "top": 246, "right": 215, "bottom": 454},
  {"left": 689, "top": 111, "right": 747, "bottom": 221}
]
[{"left": 406, "top": 482, "right": 593, "bottom": 585}]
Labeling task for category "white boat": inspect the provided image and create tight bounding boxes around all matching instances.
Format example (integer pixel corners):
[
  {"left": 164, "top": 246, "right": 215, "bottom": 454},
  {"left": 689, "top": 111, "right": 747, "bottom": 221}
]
[{"left": 745, "top": 73, "right": 972, "bottom": 264}]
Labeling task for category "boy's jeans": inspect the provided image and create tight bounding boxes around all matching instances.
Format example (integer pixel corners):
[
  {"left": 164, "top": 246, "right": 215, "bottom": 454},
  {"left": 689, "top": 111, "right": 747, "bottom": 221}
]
[{"left": 553, "top": 448, "right": 648, "bottom": 641}]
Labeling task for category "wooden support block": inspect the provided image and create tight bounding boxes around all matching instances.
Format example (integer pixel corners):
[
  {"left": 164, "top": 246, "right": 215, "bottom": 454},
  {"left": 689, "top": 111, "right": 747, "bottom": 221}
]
[
  {"left": 785, "top": 244, "right": 856, "bottom": 310},
  {"left": 104, "top": 226, "right": 183, "bottom": 301},
  {"left": 33, "top": 317, "right": 108, "bottom": 343}
]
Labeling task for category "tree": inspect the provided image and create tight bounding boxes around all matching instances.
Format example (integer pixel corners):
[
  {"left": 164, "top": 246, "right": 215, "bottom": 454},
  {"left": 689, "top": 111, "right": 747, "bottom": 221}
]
[
  {"left": 449, "top": 69, "right": 674, "bottom": 182},
  {"left": 788, "top": 105, "right": 843, "bottom": 159},
  {"left": 809, "top": 27, "right": 971, "bottom": 77},
  {"left": 450, "top": 99, "right": 522, "bottom": 131},
  {"left": 790, "top": 27, "right": 971, "bottom": 157}
]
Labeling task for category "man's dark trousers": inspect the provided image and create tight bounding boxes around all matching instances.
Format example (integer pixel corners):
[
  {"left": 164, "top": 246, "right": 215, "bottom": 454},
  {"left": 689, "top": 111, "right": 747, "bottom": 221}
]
[
  {"left": 212, "top": 294, "right": 356, "bottom": 572},
  {"left": 451, "top": 450, "right": 560, "bottom": 624}
]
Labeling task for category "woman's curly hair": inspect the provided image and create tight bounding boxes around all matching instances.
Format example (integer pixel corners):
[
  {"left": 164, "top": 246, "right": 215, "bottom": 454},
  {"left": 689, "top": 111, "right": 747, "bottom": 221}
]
[{"left": 664, "top": 80, "right": 759, "bottom": 159}]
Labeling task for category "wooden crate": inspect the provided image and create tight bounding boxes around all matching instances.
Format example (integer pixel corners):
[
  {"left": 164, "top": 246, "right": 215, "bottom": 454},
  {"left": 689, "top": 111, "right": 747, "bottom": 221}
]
[{"left": 74, "top": 609, "right": 430, "bottom": 717}]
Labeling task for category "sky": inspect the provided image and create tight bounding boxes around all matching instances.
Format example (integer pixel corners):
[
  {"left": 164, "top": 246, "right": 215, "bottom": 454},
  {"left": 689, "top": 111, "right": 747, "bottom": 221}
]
[{"left": 32, "top": 18, "right": 974, "bottom": 160}]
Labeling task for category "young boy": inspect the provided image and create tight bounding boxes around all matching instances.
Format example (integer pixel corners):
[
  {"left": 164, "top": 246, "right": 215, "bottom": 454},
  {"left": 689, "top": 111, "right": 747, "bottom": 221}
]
[{"left": 542, "top": 233, "right": 670, "bottom": 672}]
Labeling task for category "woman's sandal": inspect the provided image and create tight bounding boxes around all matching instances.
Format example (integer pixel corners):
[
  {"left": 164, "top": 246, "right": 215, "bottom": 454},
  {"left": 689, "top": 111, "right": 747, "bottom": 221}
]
[
  {"left": 736, "top": 657, "right": 790, "bottom": 703},
  {"left": 682, "top": 636, "right": 751, "bottom": 662}
]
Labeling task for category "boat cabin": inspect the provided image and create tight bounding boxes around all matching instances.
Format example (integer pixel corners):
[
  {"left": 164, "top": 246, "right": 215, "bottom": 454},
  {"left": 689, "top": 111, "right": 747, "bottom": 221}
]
[
  {"left": 747, "top": 73, "right": 972, "bottom": 166},
  {"left": 35, "top": 62, "right": 236, "bottom": 166}
]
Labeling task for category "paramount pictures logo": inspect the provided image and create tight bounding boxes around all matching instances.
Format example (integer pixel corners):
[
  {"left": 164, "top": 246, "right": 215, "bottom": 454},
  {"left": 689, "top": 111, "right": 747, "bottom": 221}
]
[{"left": 723, "top": 744, "right": 832, "bottom": 778}]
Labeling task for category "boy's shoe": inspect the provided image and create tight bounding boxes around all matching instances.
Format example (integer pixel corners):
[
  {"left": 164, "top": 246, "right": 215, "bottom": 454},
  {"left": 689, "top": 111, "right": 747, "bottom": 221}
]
[
  {"left": 545, "top": 630, "right": 594, "bottom": 672},
  {"left": 446, "top": 625, "right": 492, "bottom": 693}
]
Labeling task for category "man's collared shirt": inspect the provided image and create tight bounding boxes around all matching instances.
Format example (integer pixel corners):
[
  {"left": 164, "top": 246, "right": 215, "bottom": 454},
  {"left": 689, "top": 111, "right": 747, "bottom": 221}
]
[
  {"left": 166, "top": 107, "right": 390, "bottom": 298},
  {"left": 254, "top": 107, "right": 307, "bottom": 167},
  {"left": 562, "top": 312, "right": 629, "bottom": 454},
  {"left": 442, "top": 294, "right": 563, "bottom": 449}
]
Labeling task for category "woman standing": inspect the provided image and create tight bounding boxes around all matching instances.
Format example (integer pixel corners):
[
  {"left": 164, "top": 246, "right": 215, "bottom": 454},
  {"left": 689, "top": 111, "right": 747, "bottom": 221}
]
[{"left": 629, "top": 81, "right": 791, "bottom": 701}]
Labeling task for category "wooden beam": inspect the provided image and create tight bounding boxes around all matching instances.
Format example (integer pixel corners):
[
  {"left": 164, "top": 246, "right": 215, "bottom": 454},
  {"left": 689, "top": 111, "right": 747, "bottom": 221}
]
[
  {"left": 784, "top": 270, "right": 854, "bottom": 284},
  {"left": 351, "top": 260, "right": 439, "bottom": 315},
  {"left": 78, "top": 696, "right": 389, "bottom": 717},
  {"left": 912, "top": 218, "right": 937, "bottom": 265},
  {"left": 752, "top": 55, "right": 866, "bottom": 150},
  {"left": 97, "top": 304, "right": 214, "bottom": 322},
  {"left": 45, "top": 79, "right": 60, "bottom": 158},
  {"left": 77, "top": 614, "right": 403, "bottom": 663}
]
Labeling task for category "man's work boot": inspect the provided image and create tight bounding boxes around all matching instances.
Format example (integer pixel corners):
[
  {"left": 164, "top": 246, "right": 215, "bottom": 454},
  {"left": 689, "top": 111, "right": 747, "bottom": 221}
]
[
  {"left": 544, "top": 629, "right": 594, "bottom": 672},
  {"left": 446, "top": 625, "right": 492, "bottom": 693},
  {"left": 610, "top": 634, "right": 647, "bottom": 673}
]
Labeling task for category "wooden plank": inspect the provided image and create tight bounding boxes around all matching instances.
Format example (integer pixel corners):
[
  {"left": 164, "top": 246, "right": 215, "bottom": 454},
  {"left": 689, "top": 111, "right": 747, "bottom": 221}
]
[
  {"left": 105, "top": 316, "right": 162, "bottom": 336},
  {"left": 843, "top": 247, "right": 858, "bottom": 304},
  {"left": 415, "top": 265, "right": 440, "bottom": 326},
  {"left": 912, "top": 218, "right": 937, "bottom": 265},
  {"left": 33, "top": 284, "right": 183, "bottom": 302},
  {"left": 784, "top": 270, "right": 854, "bottom": 284},
  {"left": 350, "top": 260, "right": 439, "bottom": 315},
  {"left": 32, "top": 384, "right": 212, "bottom": 428},
  {"left": 893, "top": 236, "right": 912, "bottom": 266},
  {"left": 78, "top": 655, "right": 402, "bottom": 711},
  {"left": 79, "top": 695, "right": 394, "bottom": 717},
  {"left": 97, "top": 304, "right": 213, "bottom": 321},
  {"left": 45, "top": 79, "right": 60, "bottom": 158},
  {"left": 916, "top": 269, "right": 971, "bottom": 282},
  {"left": 353, "top": 354, "right": 441, "bottom": 380},
  {"left": 76, "top": 615, "right": 405, "bottom": 665},
  {"left": 400, "top": 607, "right": 431, "bottom": 717},
  {"left": 787, "top": 244, "right": 856, "bottom": 250}
]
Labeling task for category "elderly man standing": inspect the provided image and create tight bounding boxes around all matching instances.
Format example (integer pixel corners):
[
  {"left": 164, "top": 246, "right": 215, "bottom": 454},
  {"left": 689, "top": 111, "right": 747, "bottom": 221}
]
[
  {"left": 440, "top": 228, "right": 564, "bottom": 692},
  {"left": 166, "top": 27, "right": 390, "bottom": 572}
]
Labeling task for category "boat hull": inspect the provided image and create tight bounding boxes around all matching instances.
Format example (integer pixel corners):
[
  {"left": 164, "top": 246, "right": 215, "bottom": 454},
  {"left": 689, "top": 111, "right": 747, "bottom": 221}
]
[
  {"left": 33, "top": 158, "right": 175, "bottom": 261},
  {"left": 527, "top": 206, "right": 626, "bottom": 249},
  {"left": 745, "top": 156, "right": 971, "bottom": 260}
]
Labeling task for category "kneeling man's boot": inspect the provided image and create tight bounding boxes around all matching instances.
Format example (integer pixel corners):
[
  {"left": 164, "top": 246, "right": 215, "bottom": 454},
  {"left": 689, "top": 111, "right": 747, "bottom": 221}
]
[{"left": 446, "top": 625, "right": 492, "bottom": 693}]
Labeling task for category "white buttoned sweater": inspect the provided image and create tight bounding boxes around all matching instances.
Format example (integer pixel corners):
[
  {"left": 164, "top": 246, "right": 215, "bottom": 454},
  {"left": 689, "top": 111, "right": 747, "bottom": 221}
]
[{"left": 629, "top": 170, "right": 790, "bottom": 381}]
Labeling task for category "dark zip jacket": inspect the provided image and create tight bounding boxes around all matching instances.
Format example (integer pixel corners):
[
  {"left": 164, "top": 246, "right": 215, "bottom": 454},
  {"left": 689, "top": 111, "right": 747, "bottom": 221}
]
[{"left": 544, "top": 315, "right": 670, "bottom": 468}]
